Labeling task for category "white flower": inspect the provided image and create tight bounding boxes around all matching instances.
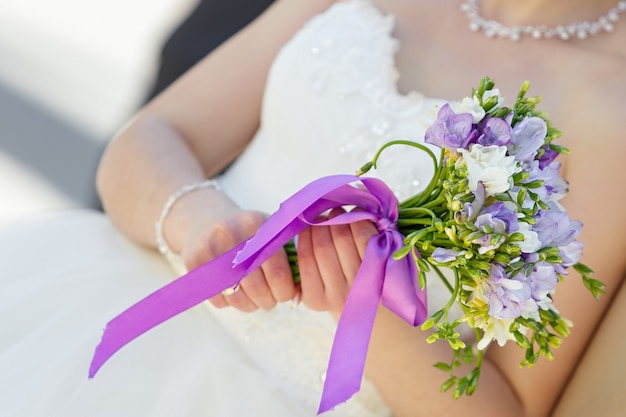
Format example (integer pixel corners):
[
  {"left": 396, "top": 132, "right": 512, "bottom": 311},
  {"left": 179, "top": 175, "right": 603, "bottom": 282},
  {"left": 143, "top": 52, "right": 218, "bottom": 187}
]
[
  {"left": 451, "top": 96, "right": 486, "bottom": 123},
  {"left": 476, "top": 316, "right": 516, "bottom": 350},
  {"left": 515, "top": 222, "right": 542, "bottom": 253},
  {"left": 482, "top": 88, "right": 504, "bottom": 107},
  {"left": 458, "top": 145, "right": 519, "bottom": 196}
]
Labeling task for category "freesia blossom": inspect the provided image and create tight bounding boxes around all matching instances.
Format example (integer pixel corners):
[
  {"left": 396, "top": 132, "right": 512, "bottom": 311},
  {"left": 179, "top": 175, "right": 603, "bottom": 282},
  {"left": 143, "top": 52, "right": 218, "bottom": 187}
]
[
  {"left": 523, "top": 160, "right": 568, "bottom": 202},
  {"left": 515, "top": 222, "right": 542, "bottom": 253},
  {"left": 476, "top": 316, "right": 516, "bottom": 350},
  {"left": 482, "top": 88, "right": 504, "bottom": 107},
  {"left": 476, "top": 265, "right": 533, "bottom": 319},
  {"left": 559, "top": 240, "right": 584, "bottom": 268},
  {"left": 538, "top": 145, "right": 559, "bottom": 169},
  {"left": 472, "top": 203, "right": 519, "bottom": 254},
  {"left": 424, "top": 104, "right": 476, "bottom": 155},
  {"left": 507, "top": 116, "right": 547, "bottom": 162},
  {"left": 458, "top": 144, "right": 518, "bottom": 196},
  {"left": 476, "top": 117, "right": 512, "bottom": 147},
  {"left": 431, "top": 248, "right": 463, "bottom": 263},
  {"left": 450, "top": 95, "right": 486, "bottom": 123},
  {"left": 521, "top": 263, "right": 559, "bottom": 314},
  {"left": 534, "top": 209, "right": 582, "bottom": 249}
]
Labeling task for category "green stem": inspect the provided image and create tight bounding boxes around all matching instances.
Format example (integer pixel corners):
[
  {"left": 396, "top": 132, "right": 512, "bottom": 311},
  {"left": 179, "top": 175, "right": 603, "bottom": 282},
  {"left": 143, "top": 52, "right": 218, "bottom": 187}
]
[
  {"left": 474, "top": 327, "right": 484, "bottom": 368},
  {"left": 368, "top": 140, "right": 443, "bottom": 210},
  {"left": 443, "top": 269, "right": 462, "bottom": 321},
  {"left": 284, "top": 240, "right": 300, "bottom": 283},
  {"left": 414, "top": 150, "right": 447, "bottom": 207},
  {"left": 370, "top": 140, "right": 439, "bottom": 171},
  {"left": 397, "top": 218, "right": 435, "bottom": 227},
  {"left": 420, "top": 195, "right": 447, "bottom": 210},
  {"left": 398, "top": 207, "right": 438, "bottom": 220}
]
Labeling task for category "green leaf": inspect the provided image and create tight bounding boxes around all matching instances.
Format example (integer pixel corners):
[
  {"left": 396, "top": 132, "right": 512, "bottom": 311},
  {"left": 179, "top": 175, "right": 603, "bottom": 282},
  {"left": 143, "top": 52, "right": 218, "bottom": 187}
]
[
  {"left": 523, "top": 180, "right": 544, "bottom": 189},
  {"left": 392, "top": 245, "right": 412, "bottom": 260},
  {"left": 434, "top": 362, "right": 452, "bottom": 372},
  {"left": 583, "top": 276, "right": 606, "bottom": 299},
  {"left": 453, "top": 377, "right": 469, "bottom": 399},
  {"left": 440, "top": 378, "right": 457, "bottom": 393},
  {"left": 573, "top": 262, "right": 594, "bottom": 275}
]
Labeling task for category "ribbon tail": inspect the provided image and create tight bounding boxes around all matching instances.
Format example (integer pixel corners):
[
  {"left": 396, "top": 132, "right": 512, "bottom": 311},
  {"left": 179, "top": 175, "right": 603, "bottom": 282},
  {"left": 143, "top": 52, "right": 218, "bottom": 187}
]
[
  {"left": 88, "top": 242, "right": 246, "bottom": 378},
  {"left": 381, "top": 233, "right": 428, "bottom": 326},
  {"left": 318, "top": 235, "right": 387, "bottom": 414}
]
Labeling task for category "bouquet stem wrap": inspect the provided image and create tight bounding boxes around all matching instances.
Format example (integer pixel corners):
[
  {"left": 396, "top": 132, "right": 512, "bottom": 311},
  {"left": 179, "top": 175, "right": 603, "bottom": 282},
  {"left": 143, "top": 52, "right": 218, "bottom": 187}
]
[{"left": 89, "top": 174, "right": 428, "bottom": 414}]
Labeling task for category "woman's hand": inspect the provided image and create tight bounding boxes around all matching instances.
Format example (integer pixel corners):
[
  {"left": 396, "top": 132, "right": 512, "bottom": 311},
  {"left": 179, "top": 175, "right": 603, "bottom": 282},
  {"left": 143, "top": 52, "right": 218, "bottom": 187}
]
[
  {"left": 174, "top": 194, "right": 297, "bottom": 312},
  {"left": 296, "top": 208, "right": 378, "bottom": 315},
  {"left": 176, "top": 202, "right": 376, "bottom": 316}
]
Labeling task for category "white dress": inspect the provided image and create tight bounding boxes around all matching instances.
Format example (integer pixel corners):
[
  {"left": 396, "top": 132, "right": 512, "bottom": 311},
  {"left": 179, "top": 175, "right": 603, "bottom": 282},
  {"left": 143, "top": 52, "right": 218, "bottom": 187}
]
[{"left": 0, "top": 1, "right": 450, "bottom": 416}]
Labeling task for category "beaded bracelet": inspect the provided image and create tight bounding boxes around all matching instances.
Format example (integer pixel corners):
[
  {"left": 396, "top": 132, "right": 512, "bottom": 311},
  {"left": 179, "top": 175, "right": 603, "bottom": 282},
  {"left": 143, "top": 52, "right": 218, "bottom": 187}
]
[{"left": 155, "top": 179, "right": 221, "bottom": 263}]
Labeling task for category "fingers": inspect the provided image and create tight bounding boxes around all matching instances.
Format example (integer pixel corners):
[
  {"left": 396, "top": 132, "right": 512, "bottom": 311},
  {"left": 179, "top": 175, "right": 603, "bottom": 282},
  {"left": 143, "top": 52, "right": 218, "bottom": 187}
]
[
  {"left": 209, "top": 250, "right": 296, "bottom": 311},
  {"left": 184, "top": 205, "right": 378, "bottom": 314},
  {"left": 300, "top": 222, "right": 355, "bottom": 312},
  {"left": 263, "top": 249, "right": 298, "bottom": 303},
  {"left": 297, "top": 226, "right": 325, "bottom": 309},
  {"left": 300, "top": 209, "right": 377, "bottom": 313},
  {"left": 183, "top": 209, "right": 297, "bottom": 311}
]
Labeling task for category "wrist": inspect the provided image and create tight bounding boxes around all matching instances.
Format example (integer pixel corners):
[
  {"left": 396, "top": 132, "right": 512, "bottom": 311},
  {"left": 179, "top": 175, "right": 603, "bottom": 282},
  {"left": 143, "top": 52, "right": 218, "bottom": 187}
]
[{"left": 156, "top": 179, "right": 235, "bottom": 262}]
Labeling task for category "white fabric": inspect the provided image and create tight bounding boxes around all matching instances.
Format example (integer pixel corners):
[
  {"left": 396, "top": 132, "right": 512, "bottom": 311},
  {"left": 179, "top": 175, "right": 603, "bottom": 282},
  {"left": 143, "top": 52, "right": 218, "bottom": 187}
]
[{"left": 0, "top": 1, "right": 455, "bottom": 416}]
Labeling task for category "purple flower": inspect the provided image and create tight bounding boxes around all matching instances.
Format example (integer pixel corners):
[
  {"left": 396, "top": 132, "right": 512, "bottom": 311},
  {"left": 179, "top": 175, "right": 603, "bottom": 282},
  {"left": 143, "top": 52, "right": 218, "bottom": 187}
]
[
  {"left": 517, "top": 263, "right": 559, "bottom": 312},
  {"left": 470, "top": 202, "right": 519, "bottom": 254},
  {"left": 482, "top": 203, "right": 519, "bottom": 233},
  {"left": 507, "top": 117, "right": 547, "bottom": 162},
  {"left": 538, "top": 145, "right": 559, "bottom": 169},
  {"left": 431, "top": 248, "right": 463, "bottom": 263},
  {"left": 523, "top": 160, "right": 569, "bottom": 202},
  {"left": 484, "top": 265, "right": 532, "bottom": 319},
  {"left": 553, "top": 240, "right": 584, "bottom": 274},
  {"left": 533, "top": 209, "right": 582, "bottom": 249},
  {"left": 455, "top": 182, "right": 486, "bottom": 223},
  {"left": 425, "top": 104, "right": 477, "bottom": 154},
  {"left": 476, "top": 117, "right": 512, "bottom": 146},
  {"left": 559, "top": 240, "right": 584, "bottom": 267}
]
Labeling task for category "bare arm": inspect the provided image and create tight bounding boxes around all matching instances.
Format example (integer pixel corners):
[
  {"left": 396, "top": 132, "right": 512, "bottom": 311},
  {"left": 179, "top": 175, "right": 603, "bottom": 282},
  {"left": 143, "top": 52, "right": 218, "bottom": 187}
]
[
  {"left": 96, "top": 0, "right": 337, "bottom": 311},
  {"left": 97, "top": 0, "right": 336, "bottom": 254}
]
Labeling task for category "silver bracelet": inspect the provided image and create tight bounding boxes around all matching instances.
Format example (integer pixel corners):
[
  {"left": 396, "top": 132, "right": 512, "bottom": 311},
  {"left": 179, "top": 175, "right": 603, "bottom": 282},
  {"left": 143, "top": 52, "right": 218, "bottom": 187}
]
[{"left": 155, "top": 179, "right": 221, "bottom": 262}]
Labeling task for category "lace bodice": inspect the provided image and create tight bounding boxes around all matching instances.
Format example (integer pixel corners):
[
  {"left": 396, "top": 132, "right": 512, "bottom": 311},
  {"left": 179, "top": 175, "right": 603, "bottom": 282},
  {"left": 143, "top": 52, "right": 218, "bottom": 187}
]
[
  {"left": 216, "top": 1, "right": 450, "bottom": 415},
  {"left": 220, "top": 0, "right": 446, "bottom": 210}
]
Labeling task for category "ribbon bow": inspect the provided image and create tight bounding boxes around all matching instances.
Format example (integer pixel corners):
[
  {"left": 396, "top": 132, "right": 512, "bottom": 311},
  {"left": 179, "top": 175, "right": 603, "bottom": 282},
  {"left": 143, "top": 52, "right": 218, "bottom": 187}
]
[{"left": 89, "top": 174, "right": 427, "bottom": 413}]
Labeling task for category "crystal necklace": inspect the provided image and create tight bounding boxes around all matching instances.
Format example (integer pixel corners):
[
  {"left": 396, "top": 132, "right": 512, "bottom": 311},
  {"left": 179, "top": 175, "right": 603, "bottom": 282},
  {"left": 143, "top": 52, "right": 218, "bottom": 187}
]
[{"left": 461, "top": 0, "right": 626, "bottom": 41}]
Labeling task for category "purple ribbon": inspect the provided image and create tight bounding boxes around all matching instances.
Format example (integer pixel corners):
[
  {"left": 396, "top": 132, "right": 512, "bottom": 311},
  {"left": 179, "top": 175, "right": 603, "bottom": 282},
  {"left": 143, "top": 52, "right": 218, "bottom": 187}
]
[{"left": 89, "top": 174, "right": 427, "bottom": 413}]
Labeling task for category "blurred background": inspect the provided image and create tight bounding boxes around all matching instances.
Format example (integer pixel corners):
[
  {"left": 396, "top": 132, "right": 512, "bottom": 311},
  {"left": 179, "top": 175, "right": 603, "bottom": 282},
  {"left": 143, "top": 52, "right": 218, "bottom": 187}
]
[{"left": 0, "top": 0, "right": 198, "bottom": 224}]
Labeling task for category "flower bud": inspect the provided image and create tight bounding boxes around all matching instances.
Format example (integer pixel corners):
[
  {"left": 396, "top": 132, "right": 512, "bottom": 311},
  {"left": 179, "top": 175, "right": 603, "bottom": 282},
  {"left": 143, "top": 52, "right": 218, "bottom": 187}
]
[
  {"left": 508, "top": 232, "right": 525, "bottom": 242},
  {"left": 494, "top": 253, "right": 511, "bottom": 264},
  {"left": 469, "top": 260, "right": 491, "bottom": 271},
  {"left": 356, "top": 161, "right": 374, "bottom": 175},
  {"left": 524, "top": 180, "right": 545, "bottom": 189},
  {"left": 465, "top": 231, "right": 485, "bottom": 244},
  {"left": 548, "top": 335, "right": 563, "bottom": 349},
  {"left": 420, "top": 318, "right": 436, "bottom": 331},
  {"left": 502, "top": 244, "right": 522, "bottom": 257},
  {"left": 450, "top": 200, "right": 464, "bottom": 213}
]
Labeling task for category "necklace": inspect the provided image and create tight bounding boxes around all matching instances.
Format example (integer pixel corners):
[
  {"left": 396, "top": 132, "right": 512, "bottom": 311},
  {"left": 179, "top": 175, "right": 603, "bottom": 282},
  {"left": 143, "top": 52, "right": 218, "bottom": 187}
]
[{"left": 461, "top": 0, "right": 626, "bottom": 41}]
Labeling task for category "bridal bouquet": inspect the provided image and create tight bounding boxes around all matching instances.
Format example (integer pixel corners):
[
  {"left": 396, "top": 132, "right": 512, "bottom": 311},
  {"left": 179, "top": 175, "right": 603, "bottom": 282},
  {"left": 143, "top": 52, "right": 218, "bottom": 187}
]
[
  {"left": 89, "top": 77, "right": 602, "bottom": 412},
  {"left": 354, "top": 77, "right": 604, "bottom": 397}
]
